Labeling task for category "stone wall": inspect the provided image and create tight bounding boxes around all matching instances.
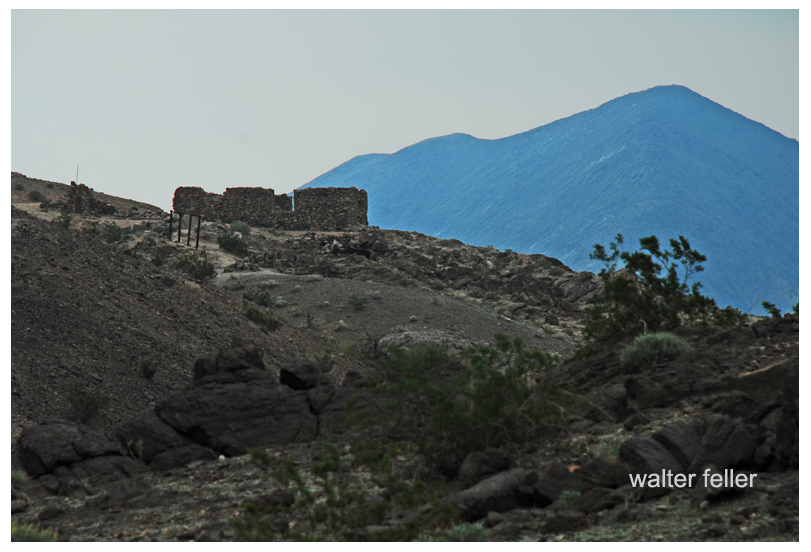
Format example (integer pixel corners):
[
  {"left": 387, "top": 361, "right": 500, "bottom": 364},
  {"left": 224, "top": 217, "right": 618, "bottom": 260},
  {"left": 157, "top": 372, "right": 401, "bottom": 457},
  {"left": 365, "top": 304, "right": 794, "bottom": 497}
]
[
  {"left": 172, "top": 185, "right": 367, "bottom": 231},
  {"left": 67, "top": 182, "right": 115, "bottom": 216}
]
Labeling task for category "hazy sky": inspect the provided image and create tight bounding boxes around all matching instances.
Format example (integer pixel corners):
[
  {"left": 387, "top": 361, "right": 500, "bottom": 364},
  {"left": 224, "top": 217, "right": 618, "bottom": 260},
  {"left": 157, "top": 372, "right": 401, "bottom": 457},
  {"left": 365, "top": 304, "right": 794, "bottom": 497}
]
[{"left": 11, "top": 9, "right": 799, "bottom": 212}]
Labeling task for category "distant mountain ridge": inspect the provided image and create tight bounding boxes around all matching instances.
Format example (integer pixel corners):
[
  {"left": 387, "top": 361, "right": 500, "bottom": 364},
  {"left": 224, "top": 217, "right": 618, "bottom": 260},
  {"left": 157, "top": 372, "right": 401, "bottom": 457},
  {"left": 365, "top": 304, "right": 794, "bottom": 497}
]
[{"left": 301, "top": 85, "right": 798, "bottom": 311}]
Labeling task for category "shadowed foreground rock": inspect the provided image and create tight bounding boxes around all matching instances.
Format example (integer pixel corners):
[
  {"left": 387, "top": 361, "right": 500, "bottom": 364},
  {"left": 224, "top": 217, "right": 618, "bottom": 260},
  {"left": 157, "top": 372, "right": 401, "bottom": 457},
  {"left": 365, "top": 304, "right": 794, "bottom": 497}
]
[{"left": 116, "top": 346, "right": 379, "bottom": 471}]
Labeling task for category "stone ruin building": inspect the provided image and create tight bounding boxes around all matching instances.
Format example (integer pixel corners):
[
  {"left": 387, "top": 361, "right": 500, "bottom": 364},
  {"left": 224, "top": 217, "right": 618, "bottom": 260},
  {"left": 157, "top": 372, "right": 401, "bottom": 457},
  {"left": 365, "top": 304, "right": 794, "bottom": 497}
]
[
  {"left": 67, "top": 182, "right": 115, "bottom": 216},
  {"left": 172, "top": 186, "right": 368, "bottom": 232}
]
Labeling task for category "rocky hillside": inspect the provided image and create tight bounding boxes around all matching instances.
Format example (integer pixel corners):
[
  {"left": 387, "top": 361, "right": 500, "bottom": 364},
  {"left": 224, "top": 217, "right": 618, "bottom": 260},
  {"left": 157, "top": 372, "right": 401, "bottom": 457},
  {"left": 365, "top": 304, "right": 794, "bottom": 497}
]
[{"left": 10, "top": 183, "right": 799, "bottom": 542}]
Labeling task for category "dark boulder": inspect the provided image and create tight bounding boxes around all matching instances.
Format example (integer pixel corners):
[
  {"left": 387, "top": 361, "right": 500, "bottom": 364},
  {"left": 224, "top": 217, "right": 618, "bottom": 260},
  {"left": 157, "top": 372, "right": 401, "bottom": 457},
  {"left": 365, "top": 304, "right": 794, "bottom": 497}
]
[
  {"left": 449, "top": 468, "right": 538, "bottom": 522},
  {"left": 155, "top": 377, "right": 318, "bottom": 453},
  {"left": 619, "top": 435, "right": 683, "bottom": 476},
  {"left": 457, "top": 448, "right": 512, "bottom": 489},
  {"left": 19, "top": 421, "right": 123, "bottom": 477},
  {"left": 583, "top": 384, "right": 628, "bottom": 423},
  {"left": 652, "top": 419, "right": 706, "bottom": 470},
  {"left": 533, "top": 463, "right": 594, "bottom": 507},
  {"left": 573, "top": 456, "right": 631, "bottom": 489},
  {"left": 280, "top": 359, "right": 321, "bottom": 390},
  {"left": 193, "top": 345, "right": 266, "bottom": 381},
  {"left": 150, "top": 444, "right": 219, "bottom": 473},
  {"left": 686, "top": 415, "right": 756, "bottom": 475},
  {"left": 115, "top": 409, "right": 192, "bottom": 464}
]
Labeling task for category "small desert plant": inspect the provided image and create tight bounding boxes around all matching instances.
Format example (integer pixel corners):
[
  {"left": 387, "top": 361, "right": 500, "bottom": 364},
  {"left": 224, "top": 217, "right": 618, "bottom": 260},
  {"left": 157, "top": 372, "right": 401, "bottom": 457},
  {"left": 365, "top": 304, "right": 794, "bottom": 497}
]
[
  {"left": 761, "top": 301, "right": 782, "bottom": 318},
  {"left": 28, "top": 190, "right": 46, "bottom": 202},
  {"left": 317, "top": 353, "right": 335, "bottom": 373},
  {"left": 548, "top": 267, "right": 564, "bottom": 276},
  {"left": 14, "top": 182, "right": 25, "bottom": 191},
  {"left": 82, "top": 221, "right": 100, "bottom": 236},
  {"left": 429, "top": 280, "right": 445, "bottom": 291},
  {"left": 792, "top": 303, "right": 799, "bottom": 316},
  {"left": 11, "top": 469, "right": 30, "bottom": 489},
  {"left": 47, "top": 182, "right": 55, "bottom": 189},
  {"left": 101, "top": 222, "right": 123, "bottom": 243},
  {"left": 218, "top": 231, "right": 249, "bottom": 256},
  {"left": 11, "top": 521, "right": 57, "bottom": 542},
  {"left": 559, "top": 490, "right": 582, "bottom": 509},
  {"left": 125, "top": 439, "right": 145, "bottom": 461},
  {"left": 151, "top": 247, "right": 170, "bottom": 266},
  {"left": 620, "top": 332, "right": 691, "bottom": 369},
  {"left": 54, "top": 209, "right": 73, "bottom": 229},
  {"left": 229, "top": 334, "right": 252, "bottom": 349},
  {"left": 140, "top": 360, "right": 157, "bottom": 380},
  {"left": 244, "top": 288, "right": 273, "bottom": 307},
  {"left": 176, "top": 255, "right": 216, "bottom": 282},
  {"left": 230, "top": 220, "right": 252, "bottom": 235},
  {"left": 222, "top": 280, "right": 246, "bottom": 291},
  {"left": 39, "top": 200, "right": 51, "bottom": 210},
  {"left": 65, "top": 382, "right": 111, "bottom": 424},
  {"left": 122, "top": 247, "right": 141, "bottom": 258},
  {"left": 245, "top": 306, "right": 281, "bottom": 331},
  {"left": 348, "top": 295, "right": 368, "bottom": 311},
  {"left": 341, "top": 341, "right": 365, "bottom": 362}
]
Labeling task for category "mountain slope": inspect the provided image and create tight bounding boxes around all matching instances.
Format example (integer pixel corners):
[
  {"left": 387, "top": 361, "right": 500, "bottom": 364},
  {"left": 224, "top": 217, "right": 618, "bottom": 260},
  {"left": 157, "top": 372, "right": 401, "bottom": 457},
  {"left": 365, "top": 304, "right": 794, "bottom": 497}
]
[{"left": 301, "top": 85, "right": 798, "bottom": 311}]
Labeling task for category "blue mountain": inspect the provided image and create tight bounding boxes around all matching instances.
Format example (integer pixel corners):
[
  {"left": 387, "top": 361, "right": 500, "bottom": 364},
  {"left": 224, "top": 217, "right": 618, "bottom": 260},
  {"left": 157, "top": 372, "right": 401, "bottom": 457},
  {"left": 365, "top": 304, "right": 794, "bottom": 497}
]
[{"left": 301, "top": 85, "right": 798, "bottom": 312}]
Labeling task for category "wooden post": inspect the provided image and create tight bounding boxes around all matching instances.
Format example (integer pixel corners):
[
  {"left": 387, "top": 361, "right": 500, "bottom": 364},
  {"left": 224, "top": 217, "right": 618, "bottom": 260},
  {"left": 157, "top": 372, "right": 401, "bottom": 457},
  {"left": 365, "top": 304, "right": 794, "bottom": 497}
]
[{"left": 195, "top": 215, "right": 202, "bottom": 249}]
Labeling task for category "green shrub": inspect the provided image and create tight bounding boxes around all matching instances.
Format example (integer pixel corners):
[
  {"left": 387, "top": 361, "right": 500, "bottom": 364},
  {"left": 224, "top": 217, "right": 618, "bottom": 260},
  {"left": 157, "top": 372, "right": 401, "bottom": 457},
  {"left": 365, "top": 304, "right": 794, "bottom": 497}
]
[
  {"left": 176, "top": 255, "right": 216, "bottom": 282},
  {"left": 317, "top": 353, "right": 335, "bottom": 373},
  {"left": 231, "top": 446, "right": 457, "bottom": 541},
  {"left": 621, "top": 332, "right": 692, "bottom": 369},
  {"left": 39, "top": 200, "right": 51, "bottom": 210},
  {"left": 11, "top": 521, "right": 57, "bottom": 542},
  {"left": 65, "top": 382, "right": 110, "bottom": 424},
  {"left": 369, "top": 334, "right": 570, "bottom": 477},
  {"left": 244, "top": 288, "right": 273, "bottom": 307},
  {"left": 348, "top": 295, "right": 368, "bottom": 311},
  {"left": 583, "top": 234, "right": 744, "bottom": 350},
  {"left": 54, "top": 210, "right": 73, "bottom": 229},
  {"left": 218, "top": 231, "right": 249, "bottom": 256},
  {"left": 222, "top": 280, "right": 246, "bottom": 291},
  {"left": 245, "top": 306, "right": 281, "bottom": 331},
  {"left": 14, "top": 182, "right": 24, "bottom": 191},
  {"left": 47, "top": 182, "right": 55, "bottom": 189},
  {"left": 559, "top": 490, "right": 582, "bottom": 509},
  {"left": 82, "top": 221, "right": 100, "bottom": 236},
  {"left": 548, "top": 267, "right": 564, "bottom": 276},
  {"left": 230, "top": 220, "right": 252, "bottom": 235},
  {"left": 429, "top": 280, "right": 445, "bottom": 291},
  {"left": 140, "top": 360, "right": 157, "bottom": 380},
  {"left": 151, "top": 247, "right": 170, "bottom": 266},
  {"left": 12, "top": 469, "right": 30, "bottom": 489},
  {"left": 792, "top": 303, "right": 799, "bottom": 316},
  {"left": 762, "top": 301, "right": 782, "bottom": 318},
  {"left": 122, "top": 247, "right": 141, "bottom": 258},
  {"left": 28, "top": 190, "right": 46, "bottom": 202},
  {"left": 102, "top": 222, "right": 123, "bottom": 243}
]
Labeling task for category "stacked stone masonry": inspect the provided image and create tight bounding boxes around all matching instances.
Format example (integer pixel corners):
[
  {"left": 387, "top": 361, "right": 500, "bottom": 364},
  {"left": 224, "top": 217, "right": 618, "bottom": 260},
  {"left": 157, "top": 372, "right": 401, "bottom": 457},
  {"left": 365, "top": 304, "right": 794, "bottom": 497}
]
[
  {"left": 67, "top": 182, "right": 115, "bottom": 216},
  {"left": 172, "top": 186, "right": 368, "bottom": 231}
]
